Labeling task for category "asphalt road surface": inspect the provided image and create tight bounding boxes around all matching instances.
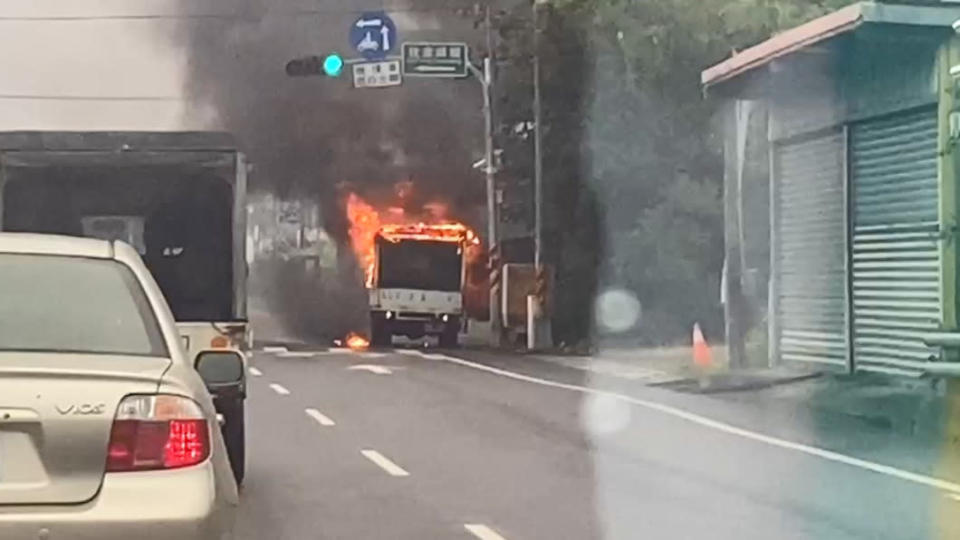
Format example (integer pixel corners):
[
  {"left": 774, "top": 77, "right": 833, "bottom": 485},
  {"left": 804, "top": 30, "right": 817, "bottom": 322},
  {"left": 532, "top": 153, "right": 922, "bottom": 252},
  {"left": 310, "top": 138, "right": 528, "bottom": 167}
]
[{"left": 236, "top": 345, "right": 960, "bottom": 539}]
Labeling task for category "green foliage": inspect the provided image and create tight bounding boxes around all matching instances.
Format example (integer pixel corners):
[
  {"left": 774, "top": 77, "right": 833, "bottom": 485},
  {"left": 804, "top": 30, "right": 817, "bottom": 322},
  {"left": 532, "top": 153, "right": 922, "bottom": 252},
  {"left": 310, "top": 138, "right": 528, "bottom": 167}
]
[
  {"left": 495, "top": 0, "right": 857, "bottom": 345},
  {"left": 609, "top": 177, "right": 724, "bottom": 343}
]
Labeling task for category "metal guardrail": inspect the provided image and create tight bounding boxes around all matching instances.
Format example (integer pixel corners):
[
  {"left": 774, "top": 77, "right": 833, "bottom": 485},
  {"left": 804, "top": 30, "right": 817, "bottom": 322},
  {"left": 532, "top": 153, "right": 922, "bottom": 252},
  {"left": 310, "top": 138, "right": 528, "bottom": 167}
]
[
  {"left": 922, "top": 332, "right": 960, "bottom": 348},
  {"left": 917, "top": 333, "right": 960, "bottom": 377}
]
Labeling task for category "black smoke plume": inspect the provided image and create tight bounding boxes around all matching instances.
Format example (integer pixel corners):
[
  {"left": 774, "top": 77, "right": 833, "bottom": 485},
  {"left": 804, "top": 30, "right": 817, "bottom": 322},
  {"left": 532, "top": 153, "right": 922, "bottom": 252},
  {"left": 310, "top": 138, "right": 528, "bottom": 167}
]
[{"left": 171, "top": 1, "right": 490, "bottom": 340}]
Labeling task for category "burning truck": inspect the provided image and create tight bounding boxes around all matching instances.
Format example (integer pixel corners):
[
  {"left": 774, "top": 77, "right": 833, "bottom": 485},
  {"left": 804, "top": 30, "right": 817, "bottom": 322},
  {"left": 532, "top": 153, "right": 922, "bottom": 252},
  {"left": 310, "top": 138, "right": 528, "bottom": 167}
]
[{"left": 367, "top": 223, "right": 479, "bottom": 347}]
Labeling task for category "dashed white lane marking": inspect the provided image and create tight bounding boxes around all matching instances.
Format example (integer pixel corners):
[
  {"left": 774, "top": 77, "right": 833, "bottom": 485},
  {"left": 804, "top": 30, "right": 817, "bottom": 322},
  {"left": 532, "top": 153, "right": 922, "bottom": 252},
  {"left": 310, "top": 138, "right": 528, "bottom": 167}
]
[
  {"left": 416, "top": 351, "right": 960, "bottom": 495},
  {"left": 464, "top": 524, "right": 507, "bottom": 540},
  {"left": 269, "top": 383, "right": 291, "bottom": 396},
  {"left": 248, "top": 367, "right": 263, "bottom": 377},
  {"left": 361, "top": 449, "right": 409, "bottom": 477},
  {"left": 262, "top": 346, "right": 288, "bottom": 354},
  {"left": 347, "top": 364, "right": 394, "bottom": 375},
  {"left": 329, "top": 348, "right": 387, "bottom": 358},
  {"left": 305, "top": 408, "right": 336, "bottom": 426},
  {"left": 277, "top": 351, "right": 317, "bottom": 358}
]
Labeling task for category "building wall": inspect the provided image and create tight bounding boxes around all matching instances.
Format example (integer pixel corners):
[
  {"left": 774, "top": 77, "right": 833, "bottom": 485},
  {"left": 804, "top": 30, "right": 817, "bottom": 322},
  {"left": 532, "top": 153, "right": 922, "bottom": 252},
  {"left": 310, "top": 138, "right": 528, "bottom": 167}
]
[{"left": 756, "top": 28, "right": 951, "bottom": 374}]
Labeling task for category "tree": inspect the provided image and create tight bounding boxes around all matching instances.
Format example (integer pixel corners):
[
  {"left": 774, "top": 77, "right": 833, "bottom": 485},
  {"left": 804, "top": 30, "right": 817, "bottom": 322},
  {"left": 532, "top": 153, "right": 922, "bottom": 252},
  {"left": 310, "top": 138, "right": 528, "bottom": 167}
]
[{"left": 493, "top": 0, "right": 856, "bottom": 345}]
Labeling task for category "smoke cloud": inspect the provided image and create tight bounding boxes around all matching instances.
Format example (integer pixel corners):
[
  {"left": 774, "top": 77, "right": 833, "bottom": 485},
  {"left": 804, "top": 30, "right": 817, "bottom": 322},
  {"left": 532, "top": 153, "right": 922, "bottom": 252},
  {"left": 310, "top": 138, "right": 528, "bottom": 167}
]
[
  {"left": 172, "top": 0, "right": 487, "bottom": 237},
  {"left": 170, "top": 1, "right": 491, "bottom": 340}
]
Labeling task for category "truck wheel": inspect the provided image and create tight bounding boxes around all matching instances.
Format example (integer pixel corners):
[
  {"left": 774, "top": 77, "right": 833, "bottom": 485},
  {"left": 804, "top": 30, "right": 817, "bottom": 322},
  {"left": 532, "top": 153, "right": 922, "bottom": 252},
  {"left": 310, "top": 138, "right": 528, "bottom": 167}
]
[
  {"left": 371, "top": 319, "right": 391, "bottom": 347},
  {"left": 439, "top": 325, "right": 459, "bottom": 348},
  {"left": 220, "top": 399, "right": 246, "bottom": 486}
]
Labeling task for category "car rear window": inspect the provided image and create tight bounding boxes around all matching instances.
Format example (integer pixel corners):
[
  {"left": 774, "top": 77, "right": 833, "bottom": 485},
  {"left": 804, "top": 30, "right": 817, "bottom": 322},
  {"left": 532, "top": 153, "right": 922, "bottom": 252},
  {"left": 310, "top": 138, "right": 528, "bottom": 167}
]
[{"left": 0, "top": 254, "right": 167, "bottom": 356}]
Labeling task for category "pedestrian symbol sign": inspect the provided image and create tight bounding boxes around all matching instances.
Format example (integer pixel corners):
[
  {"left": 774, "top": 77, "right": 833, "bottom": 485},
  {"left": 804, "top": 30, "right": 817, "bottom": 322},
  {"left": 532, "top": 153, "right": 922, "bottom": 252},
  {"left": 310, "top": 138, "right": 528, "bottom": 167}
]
[{"left": 349, "top": 11, "right": 397, "bottom": 61}]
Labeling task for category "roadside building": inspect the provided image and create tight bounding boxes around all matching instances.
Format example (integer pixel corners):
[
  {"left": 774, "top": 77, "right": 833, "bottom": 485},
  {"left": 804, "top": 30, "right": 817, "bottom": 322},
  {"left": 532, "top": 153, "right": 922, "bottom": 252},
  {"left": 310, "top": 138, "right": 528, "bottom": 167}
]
[{"left": 703, "top": 1, "right": 960, "bottom": 375}]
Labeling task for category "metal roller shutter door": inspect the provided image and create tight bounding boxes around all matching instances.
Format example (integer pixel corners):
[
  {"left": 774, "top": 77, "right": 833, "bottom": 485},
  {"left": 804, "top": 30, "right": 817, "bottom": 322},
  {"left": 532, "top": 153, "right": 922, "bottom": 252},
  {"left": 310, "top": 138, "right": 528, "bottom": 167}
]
[
  {"left": 851, "top": 107, "right": 940, "bottom": 375},
  {"left": 775, "top": 130, "right": 847, "bottom": 366}
]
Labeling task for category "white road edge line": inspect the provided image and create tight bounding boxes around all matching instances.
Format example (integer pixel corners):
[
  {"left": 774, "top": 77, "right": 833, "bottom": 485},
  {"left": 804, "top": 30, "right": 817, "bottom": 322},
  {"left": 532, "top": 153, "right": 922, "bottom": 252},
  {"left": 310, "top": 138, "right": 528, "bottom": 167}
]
[
  {"left": 417, "top": 351, "right": 960, "bottom": 495},
  {"left": 464, "top": 524, "right": 507, "bottom": 540},
  {"left": 248, "top": 367, "right": 263, "bottom": 377},
  {"left": 305, "top": 408, "right": 336, "bottom": 426},
  {"left": 361, "top": 449, "right": 409, "bottom": 477},
  {"left": 268, "top": 383, "right": 291, "bottom": 396}
]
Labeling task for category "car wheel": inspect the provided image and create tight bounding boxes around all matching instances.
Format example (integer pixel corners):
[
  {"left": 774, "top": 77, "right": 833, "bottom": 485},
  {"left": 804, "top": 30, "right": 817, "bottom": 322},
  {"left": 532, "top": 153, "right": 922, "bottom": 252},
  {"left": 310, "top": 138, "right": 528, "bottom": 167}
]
[{"left": 221, "top": 399, "right": 246, "bottom": 486}]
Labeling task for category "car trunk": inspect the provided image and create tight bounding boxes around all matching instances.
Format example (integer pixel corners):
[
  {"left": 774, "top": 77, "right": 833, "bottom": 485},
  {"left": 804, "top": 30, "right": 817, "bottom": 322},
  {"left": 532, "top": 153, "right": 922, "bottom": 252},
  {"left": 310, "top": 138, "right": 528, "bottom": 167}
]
[{"left": 0, "top": 353, "right": 170, "bottom": 505}]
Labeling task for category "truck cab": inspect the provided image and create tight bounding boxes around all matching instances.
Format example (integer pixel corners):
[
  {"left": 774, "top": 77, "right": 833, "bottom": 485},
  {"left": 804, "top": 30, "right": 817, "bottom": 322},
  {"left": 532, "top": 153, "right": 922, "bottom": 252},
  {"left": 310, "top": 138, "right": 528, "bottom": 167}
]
[{"left": 368, "top": 224, "right": 475, "bottom": 348}]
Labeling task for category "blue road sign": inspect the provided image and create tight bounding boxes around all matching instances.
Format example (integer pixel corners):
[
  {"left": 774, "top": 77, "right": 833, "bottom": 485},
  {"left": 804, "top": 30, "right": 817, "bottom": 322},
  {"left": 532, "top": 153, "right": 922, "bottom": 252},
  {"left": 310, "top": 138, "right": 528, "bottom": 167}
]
[{"left": 349, "top": 11, "right": 397, "bottom": 61}]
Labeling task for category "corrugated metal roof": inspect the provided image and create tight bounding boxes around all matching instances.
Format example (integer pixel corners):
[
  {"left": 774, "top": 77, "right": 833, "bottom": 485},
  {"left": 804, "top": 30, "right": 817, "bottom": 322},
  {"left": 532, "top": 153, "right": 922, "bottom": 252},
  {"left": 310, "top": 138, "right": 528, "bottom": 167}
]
[{"left": 701, "top": 1, "right": 960, "bottom": 88}]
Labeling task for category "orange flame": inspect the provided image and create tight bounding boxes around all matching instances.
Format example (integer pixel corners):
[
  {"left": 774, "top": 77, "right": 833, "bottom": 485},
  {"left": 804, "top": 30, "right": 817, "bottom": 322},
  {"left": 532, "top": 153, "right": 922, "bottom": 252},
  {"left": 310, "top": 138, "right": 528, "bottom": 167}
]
[
  {"left": 346, "top": 193, "right": 382, "bottom": 286},
  {"left": 346, "top": 333, "right": 370, "bottom": 350},
  {"left": 344, "top": 191, "right": 481, "bottom": 288}
]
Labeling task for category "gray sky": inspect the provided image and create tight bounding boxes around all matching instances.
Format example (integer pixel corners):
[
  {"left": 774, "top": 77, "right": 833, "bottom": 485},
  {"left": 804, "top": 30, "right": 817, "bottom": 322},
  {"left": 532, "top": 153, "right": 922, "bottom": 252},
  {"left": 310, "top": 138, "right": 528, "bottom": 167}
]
[
  {"left": 0, "top": 0, "right": 205, "bottom": 130},
  {"left": 0, "top": 1, "right": 441, "bottom": 131}
]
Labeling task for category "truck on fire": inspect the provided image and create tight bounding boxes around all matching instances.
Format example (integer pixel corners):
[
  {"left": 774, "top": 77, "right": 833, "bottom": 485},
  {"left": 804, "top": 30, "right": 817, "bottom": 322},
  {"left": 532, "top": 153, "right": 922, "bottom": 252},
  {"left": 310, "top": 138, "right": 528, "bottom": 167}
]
[
  {"left": 0, "top": 131, "right": 250, "bottom": 483},
  {"left": 368, "top": 223, "right": 477, "bottom": 348}
]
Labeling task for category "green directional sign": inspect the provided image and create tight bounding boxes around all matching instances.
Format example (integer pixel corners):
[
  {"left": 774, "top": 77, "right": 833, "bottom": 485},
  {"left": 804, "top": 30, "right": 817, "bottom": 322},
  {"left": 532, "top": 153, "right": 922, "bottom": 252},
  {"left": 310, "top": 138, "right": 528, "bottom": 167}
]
[{"left": 402, "top": 42, "right": 469, "bottom": 78}]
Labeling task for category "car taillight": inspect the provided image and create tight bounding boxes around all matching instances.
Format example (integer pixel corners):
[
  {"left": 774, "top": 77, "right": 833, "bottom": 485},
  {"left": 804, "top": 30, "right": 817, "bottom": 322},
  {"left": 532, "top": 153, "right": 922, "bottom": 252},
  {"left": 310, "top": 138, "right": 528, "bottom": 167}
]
[{"left": 106, "top": 395, "right": 210, "bottom": 472}]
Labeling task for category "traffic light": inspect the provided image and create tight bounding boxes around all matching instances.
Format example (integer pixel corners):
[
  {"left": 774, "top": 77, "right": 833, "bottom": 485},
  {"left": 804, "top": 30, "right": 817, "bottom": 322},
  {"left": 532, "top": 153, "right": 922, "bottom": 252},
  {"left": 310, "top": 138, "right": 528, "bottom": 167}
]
[
  {"left": 323, "top": 54, "right": 344, "bottom": 77},
  {"left": 285, "top": 54, "right": 344, "bottom": 78}
]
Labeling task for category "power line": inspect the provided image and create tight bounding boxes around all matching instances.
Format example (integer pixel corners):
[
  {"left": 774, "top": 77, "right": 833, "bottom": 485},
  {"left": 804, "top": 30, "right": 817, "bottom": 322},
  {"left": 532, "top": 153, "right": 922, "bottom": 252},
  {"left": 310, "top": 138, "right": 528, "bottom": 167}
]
[
  {"left": 0, "top": 94, "right": 183, "bottom": 101},
  {"left": 0, "top": 5, "right": 484, "bottom": 22}
]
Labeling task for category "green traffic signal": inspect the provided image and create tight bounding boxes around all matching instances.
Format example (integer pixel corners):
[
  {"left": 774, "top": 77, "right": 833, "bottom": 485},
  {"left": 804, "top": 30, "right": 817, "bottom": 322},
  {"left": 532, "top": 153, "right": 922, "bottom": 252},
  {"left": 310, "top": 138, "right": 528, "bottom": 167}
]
[
  {"left": 323, "top": 54, "right": 344, "bottom": 77},
  {"left": 285, "top": 54, "right": 345, "bottom": 78}
]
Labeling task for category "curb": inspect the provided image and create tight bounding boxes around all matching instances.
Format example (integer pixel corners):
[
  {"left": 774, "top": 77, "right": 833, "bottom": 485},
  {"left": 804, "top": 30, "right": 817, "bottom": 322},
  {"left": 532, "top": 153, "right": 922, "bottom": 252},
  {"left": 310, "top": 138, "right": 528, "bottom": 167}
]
[{"left": 651, "top": 371, "right": 823, "bottom": 394}]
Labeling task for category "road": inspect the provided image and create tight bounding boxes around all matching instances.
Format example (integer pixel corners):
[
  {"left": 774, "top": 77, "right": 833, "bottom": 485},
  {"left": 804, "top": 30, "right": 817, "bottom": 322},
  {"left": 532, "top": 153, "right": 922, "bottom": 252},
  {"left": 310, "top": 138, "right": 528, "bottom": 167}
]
[{"left": 236, "top": 345, "right": 960, "bottom": 539}]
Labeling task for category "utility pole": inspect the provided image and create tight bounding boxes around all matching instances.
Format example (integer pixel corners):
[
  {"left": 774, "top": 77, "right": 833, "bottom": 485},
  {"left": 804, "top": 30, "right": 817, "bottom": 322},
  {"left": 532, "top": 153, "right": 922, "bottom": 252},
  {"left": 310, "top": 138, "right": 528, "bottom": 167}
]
[
  {"left": 469, "top": 3, "right": 501, "bottom": 346},
  {"left": 532, "top": 0, "right": 543, "bottom": 271},
  {"left": 480, "top": 58, "right": 496, "bottom": 267},
  {"left": 483, "top": 4, "right": 503, "bottom": 346},
  {"left": 482, "top": 57, "right": 501, "bottom": 346},
  {"left": 528, "top": 0, "right": 551, "bottom": 350}
]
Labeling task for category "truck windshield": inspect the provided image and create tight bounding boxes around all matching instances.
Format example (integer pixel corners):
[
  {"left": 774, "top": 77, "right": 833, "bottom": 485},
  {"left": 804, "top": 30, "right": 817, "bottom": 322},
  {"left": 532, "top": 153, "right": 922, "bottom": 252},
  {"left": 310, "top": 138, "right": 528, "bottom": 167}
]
[
  {"left": 377, "top": 239, "right": 462, "bottom": 292},
  {"left": 0, "top": 254, "right": 167, "bottom": 356}
]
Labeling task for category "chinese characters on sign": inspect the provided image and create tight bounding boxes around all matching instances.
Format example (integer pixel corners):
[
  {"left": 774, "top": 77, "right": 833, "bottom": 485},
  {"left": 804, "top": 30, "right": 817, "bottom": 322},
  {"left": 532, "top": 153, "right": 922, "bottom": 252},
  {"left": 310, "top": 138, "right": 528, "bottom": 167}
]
[
  {"left": 402, "top": 42, "right": 469, "bottom": 78},
  {"left": 352, "top": 60, "right": 402, "bottom": 88}
]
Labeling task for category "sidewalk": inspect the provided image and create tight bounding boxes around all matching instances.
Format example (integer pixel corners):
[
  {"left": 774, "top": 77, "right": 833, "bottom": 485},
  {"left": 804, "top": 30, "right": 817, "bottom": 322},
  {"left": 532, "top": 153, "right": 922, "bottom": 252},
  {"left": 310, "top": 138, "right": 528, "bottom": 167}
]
[
  {"left": 456, "top": 345, "right": 960, "bottom": 481},
  {"left": 522, "top": 344, "right": 960, "bottom": 466},
  {"left": 528, "top": 343, "right": 738, "bottom": 385}
]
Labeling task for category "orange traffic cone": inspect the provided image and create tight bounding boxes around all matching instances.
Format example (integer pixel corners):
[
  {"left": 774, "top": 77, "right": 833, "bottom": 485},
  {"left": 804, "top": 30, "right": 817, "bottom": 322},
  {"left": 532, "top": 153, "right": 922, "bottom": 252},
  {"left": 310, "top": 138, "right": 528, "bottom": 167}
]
[{"left": 692, "top": 323, "right": 713, "bottom": 368}]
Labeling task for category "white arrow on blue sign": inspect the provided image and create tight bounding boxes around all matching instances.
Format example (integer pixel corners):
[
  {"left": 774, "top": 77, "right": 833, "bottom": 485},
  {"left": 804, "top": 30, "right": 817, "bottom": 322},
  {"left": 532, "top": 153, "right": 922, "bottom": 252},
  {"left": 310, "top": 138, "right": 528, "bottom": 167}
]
[{"left": 349, "top": 11, "right": 398, "bottom": 61}]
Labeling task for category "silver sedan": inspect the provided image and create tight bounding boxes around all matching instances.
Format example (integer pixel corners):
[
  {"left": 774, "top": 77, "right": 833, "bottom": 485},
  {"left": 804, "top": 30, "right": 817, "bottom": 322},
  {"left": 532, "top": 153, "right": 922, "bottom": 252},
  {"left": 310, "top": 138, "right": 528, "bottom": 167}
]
[{"left": 0, "top": 233, "right": 238, "bottom": 540}]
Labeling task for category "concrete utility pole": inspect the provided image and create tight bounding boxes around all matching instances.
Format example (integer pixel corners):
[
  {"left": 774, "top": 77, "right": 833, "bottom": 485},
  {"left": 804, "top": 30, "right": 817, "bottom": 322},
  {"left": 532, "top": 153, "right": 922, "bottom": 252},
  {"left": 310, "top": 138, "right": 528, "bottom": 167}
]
[
  {"left": 528, "top": 0, "right": 552, "bottom": 350},
  {"left": 480, "top": 58, "right": 496, "bottom": 264},
  {"left": 469, "top": 3, "right": 501, "bottom": 346},
  {"left": 532, "top": 0, "right": 544, "bottom": 271}
]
